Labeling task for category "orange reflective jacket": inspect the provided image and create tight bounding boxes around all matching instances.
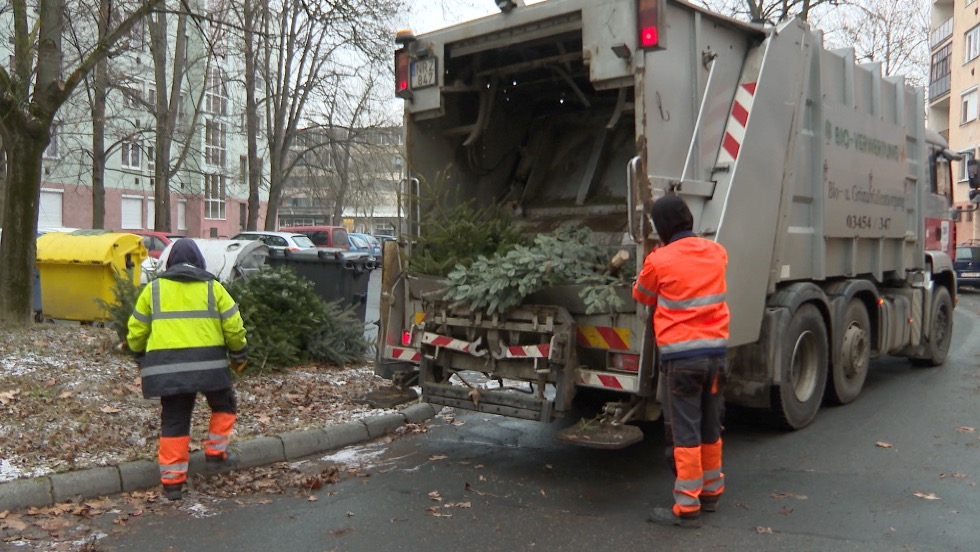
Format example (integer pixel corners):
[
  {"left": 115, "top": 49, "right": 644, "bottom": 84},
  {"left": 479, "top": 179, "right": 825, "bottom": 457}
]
[{"left": 632, "top": 235, "right": 729, "bottom": 360}]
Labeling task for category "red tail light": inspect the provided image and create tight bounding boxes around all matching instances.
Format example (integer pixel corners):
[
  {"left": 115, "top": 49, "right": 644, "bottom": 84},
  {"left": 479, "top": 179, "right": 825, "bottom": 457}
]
[
  {"left": 402, "top": 330, "right": 412, "bottom": 346},
  {"left": 638, "top": 0, "right": 666, "bottom": 50},
  {"left": 395, "top": 48, "right": 411, "bottom": 99}
]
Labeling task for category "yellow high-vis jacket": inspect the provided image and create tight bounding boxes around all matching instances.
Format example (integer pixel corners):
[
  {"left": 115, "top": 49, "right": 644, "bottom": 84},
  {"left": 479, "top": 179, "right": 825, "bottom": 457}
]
[{"left": 127, "top": 265, "right": 247, "bottom": 398}]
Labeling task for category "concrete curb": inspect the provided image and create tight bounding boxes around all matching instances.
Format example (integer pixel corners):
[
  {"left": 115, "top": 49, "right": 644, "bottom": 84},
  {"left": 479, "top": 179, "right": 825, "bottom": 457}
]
[{"left": 0, "top": 402, "right": 439, "bottom": 513}]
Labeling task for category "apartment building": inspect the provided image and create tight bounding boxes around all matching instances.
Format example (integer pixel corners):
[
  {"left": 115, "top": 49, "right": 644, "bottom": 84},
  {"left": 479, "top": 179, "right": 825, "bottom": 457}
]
[
  {"left": 279, "top": 126, "right": 404, "bottom": 236},
  {"left": 1, "top": 3, "right": 266, "bottom": 239},
  {"left": 931, "top": 0, "right": 980, "bottom": 242}
]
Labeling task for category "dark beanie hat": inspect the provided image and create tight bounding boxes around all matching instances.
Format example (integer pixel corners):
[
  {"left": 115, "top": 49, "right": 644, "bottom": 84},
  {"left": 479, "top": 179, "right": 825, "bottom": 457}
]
[
  {"left": 650, "top": 195, "right": 694, "bottom": 244},
  {"left": 167, "top": 238, "right": 207, "bottom": 270}
]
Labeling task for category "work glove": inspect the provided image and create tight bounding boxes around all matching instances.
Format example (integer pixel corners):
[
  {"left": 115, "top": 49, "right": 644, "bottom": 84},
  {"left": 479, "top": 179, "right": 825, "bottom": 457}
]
[{"left": 229, "top": 348, "right": 248, "bottom": 375}]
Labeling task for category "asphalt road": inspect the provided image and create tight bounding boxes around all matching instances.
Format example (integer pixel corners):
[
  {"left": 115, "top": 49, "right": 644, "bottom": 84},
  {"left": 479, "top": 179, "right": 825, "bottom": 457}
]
[{"left": 95, "top": 290, "right": 980, "bottom": 552}]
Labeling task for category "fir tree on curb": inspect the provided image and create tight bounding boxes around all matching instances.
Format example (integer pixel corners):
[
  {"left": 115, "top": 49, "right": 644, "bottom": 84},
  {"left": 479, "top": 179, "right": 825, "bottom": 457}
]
[{"left": 226, "top": 267, "right": 368, "bottom": 370}]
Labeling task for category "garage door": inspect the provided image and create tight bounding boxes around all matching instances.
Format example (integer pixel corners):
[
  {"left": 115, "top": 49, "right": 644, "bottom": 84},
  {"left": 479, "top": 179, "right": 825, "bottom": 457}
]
[{"left": 39, "top": 190, "right": 63, "bottom": 227}]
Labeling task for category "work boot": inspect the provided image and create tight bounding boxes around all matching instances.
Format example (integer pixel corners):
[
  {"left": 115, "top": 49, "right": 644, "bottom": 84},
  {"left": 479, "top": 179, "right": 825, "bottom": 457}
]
[
  {"left": 700, "top": 496, "right": 720, "bottom": 513},
  {"left": 647, "top": 507, "right": 701, "bottom": 529},
  {"left": 162, "top": 484, "right": 183, "bottom": 501},
  {"left": 205, "top": 451, "right": 239, "bottom": 471}
]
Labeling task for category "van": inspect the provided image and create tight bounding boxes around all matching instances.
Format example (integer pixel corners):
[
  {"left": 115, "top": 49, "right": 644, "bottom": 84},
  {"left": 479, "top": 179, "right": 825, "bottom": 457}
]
[{"left": 278, "top": 225, "right": 350, "bottom": 251}]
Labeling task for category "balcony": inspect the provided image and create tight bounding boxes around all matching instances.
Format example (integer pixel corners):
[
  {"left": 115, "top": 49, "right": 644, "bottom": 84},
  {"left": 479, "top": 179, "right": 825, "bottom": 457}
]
[
  {"left": 931, "top": 17, "right": 954, "bottom": 48},
  {"left": 930, "top": 74, "right": 951, "bottom": 101}
]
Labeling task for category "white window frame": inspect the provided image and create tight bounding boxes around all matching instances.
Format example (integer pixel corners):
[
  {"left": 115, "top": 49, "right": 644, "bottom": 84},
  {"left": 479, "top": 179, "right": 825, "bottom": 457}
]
[
  {"left": 121, "top": 138, "right": 141, "bottom": 169},
  {"left": 959, "top": 150, "right": 975, "bottom": 181},
  {"left": 177, "top": 200, "right": 187, "bottom": 231},
  {"left": 121, "top": 195, "right": 143, "bottom": 229},
  {"left": 205, "top": 119, "right": 227, "bottom": 167},
  {"left": 39, "top": 189, "right": 64, "bottom": 227},
  {"left": 204, "top": 173, "right": 227, "bottom": 220},
  {"left": 967, "top": 25, "right": 980, "bottom": 63},
  {"left": 205, "top": 67, "right": 228, "bottom": 115}
]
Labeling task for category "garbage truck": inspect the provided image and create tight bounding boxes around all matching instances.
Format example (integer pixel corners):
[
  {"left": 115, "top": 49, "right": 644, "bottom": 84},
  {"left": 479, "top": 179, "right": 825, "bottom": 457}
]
[{"left": 378, "top": 0, "right": 958, "bottom": 446}]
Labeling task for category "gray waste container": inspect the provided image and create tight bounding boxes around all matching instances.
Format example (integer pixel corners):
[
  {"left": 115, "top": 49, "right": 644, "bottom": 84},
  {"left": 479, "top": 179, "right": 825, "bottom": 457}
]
[{"left": 265, "top": 249, "right": 376, "bottom": 322}]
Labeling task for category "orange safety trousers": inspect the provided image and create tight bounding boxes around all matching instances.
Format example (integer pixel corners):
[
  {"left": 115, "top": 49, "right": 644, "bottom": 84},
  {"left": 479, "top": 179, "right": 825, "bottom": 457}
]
[
  {"left": 159, "top": 388, "right": 237, "bottom": 486},
  {"left": 662, "top": 355, "right": 727, "bottom": 516}
]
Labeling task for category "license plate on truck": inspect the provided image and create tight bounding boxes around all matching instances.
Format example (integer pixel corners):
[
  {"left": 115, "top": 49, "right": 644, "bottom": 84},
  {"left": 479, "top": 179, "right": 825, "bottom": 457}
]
[{"left": 411, "top": 57, "right": 437, "bottom": 89}]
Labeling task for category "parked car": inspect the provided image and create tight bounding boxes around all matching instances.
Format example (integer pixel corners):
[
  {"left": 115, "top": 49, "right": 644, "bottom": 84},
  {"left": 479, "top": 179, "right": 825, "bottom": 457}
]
[
  {"left": 348, "top": 233, "right": 373, "bottom": 256},
  {"left": 278, "top": 225, "right": 350, "bottom": 251},
  {"left": 231, "top": 231, "right": 316, "bottom": 252},
  {"left": 130, "top": 230, "right": 183, "bottom": 259},
  {"left": 352, "top": 232, "right": 382, "bottom": 257},
  {"left": 954, "top": 243, "right": 980, "bottom": 290}
]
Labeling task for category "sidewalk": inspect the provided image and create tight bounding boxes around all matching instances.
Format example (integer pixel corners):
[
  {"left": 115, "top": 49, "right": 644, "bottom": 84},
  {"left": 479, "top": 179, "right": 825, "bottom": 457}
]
[{"left": 0, "top": 402, "right": 437, "bottom": 512}]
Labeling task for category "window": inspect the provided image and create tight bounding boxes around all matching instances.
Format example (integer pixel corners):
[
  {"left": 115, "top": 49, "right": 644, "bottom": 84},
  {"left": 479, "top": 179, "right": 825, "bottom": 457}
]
[
  {"left": 121, "top": 139, "right": 141, "bottom": 169},
  {"left": 43, "top": 124, "right": 59, "bottom": 159},
  {"left": 205, "top": 173, "right": 226, "bottom": 220},
  {"left": 205, "top": 67, "right": 228, "bottom": 115},
  {"left": 121, "top": 196, "right": 143, "bottom": 229},
  {"left": 177, "top": 200, "right": 187, "bottom": 231},
  {"left": 122, "top": 84, "right": 142, "bottom": 108},
  {"left": 967, "top": 25, "right": 980, "bottom": 63},
  {"left": 959, "top": 150, "right": 975, "bottom": 181},
  {"left": 205, "top": 119, "right": 226, "bottom": 167},
  {"left": 39, "top": 189, "right": 63, "bottom": 227},
  {"left": 962, "top": 88, "right": 979, "bottom": 124},
  {"left": 147, "top": 145, "right": 155, "bottom": 171},
  {"left": 148, "top": 87, "right": 156, "bottom": 107},
  {"left": 240, "top": 155, "right": 247, "bottom": 183}
]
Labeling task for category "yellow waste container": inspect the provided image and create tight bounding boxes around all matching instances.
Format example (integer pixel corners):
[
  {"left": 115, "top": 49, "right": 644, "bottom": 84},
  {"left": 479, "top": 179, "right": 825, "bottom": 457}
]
[{"left": 35, "top": 231, "right": 148, "bottom": 322}]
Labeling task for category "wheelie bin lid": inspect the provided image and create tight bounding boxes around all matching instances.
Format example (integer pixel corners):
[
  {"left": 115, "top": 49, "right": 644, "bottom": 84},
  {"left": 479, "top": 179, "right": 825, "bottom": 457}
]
[{"left": 36, "top": 231, "right": 147, "bottom": 265}]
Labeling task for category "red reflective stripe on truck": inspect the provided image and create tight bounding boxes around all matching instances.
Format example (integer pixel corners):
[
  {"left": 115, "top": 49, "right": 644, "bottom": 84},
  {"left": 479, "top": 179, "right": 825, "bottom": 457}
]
[{"left": 717, "top": 81, "right": 757, "bottom": 165}]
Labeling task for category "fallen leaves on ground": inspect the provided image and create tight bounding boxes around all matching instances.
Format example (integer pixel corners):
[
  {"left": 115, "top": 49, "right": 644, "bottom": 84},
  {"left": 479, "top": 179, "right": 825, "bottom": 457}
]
[
  {"left": 0, "top": 323, "right": 408, "bottom": 550},
  {"left": 912, "top": 491, "right": 941, "bottom": 500},
  {"left": 875, "top": 441, "right": 894, "bottom": 448}
]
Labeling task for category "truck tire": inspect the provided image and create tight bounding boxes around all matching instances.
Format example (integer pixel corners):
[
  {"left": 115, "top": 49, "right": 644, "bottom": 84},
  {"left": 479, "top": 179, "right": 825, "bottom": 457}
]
[
  {"left": 826, "top": 299, "right": 870, "bottom": 405},
  {"left": 911, "top": 286, "right": 953, "bottom": 368},
  {"left": 771, "top": 304, "right": 828, "bottom": 429}
]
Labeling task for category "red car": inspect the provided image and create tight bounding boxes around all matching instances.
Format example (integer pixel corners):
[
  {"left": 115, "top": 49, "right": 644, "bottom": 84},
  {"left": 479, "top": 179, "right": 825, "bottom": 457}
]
[{"left": 130, "top": 231, "right": 184, "bottom": 259}]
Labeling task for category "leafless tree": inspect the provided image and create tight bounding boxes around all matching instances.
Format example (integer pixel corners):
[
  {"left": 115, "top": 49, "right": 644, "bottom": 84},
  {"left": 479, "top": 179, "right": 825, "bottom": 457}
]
[
  {"left": 819, "top": 0, "right": 929, "bottom": 87},
  {"left": 0, "top": 0, "right": 164, "bottom": 325},
  {"left": 693, "top": 0, "right": 837, "bottom": 23},
  {"left": 241, "top": 0, "right": 399, "bottom": 231}
]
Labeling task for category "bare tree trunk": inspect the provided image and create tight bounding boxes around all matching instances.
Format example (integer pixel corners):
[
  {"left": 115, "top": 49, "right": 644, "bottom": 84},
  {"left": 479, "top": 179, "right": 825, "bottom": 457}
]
[
  {"left": 88, "top": 0, "right": 110, "bottom": 229},
  {"left": 243, "top": 0, "right": 262, "bottom": 230},
  {"left": 0, "top": 135, "right": 48, "bottom": 324}
]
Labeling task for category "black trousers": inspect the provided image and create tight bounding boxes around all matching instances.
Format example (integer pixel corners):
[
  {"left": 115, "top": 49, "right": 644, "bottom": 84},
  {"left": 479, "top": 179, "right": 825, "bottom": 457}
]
[{"left": 160, "top": 387, "right": 237, "bottom": 438}]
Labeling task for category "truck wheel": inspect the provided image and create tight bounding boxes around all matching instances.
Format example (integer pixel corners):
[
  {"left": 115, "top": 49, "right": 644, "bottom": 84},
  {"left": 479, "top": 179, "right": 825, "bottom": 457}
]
[
  {"left": 826, "top": 299, "right": 869, "bottom": 405},
  {"left": 911, "top": 286, "right": 953, "bottom": 368},
  {"left": 771, "top": 304, "right": 828, "bottom": 429}
]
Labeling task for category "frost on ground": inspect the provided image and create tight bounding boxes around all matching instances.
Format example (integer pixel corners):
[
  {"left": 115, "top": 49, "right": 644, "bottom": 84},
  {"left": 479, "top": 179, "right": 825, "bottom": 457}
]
[
  {"left": 0, "top": 323, "right": 434, "bottom": 550},
  {"left": 0, "top": 324, "right": 400, "bottom": 483}
]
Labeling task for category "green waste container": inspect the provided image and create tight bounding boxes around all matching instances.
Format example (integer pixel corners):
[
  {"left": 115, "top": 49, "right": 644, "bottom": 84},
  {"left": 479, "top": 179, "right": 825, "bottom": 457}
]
[
  {"left": 265, "top": 249, "right": 376, "bottom": 322},
  {"left": 35, "top": 231, "right": 148, "bottom": 322}
]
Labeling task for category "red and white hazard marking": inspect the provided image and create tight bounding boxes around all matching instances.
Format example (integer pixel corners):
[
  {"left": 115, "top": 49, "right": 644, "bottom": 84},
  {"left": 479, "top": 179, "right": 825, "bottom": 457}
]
[
  {"left": 577, "top": 370, "right": 638, "bottom": 392},
  {"left": 421, "top": 332, "right": 486, "bottom": 356},
  {"left": 385, "top": 346, "right": 421, "bottom": 362},
  {"left": 718, "top": 82, "right": 757, "bottom": 164},
  {"left": 495, "top": 342, "right": 551, "bottom": 359}
]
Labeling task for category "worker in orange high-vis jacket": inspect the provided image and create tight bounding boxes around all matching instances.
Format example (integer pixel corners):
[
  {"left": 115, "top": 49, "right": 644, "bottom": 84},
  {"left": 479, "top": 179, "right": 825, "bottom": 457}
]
[
  {"left": 127, "top": 238, "right": 248, "bottom": 501},
  {"left": 633, "top": 195, "right": 730, "bottom": 529}
]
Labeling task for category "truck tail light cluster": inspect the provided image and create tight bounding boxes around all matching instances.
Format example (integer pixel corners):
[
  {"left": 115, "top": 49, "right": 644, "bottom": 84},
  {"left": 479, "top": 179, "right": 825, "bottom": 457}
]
[
  {"left": 638, "top": 0, "right": 666, "bottom": 50},
  {"left": 395, "top": 29, "right": 415, "bottom": 99}
]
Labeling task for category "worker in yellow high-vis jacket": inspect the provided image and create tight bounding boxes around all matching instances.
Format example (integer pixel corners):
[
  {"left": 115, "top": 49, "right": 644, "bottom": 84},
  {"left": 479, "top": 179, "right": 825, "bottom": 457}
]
[{"left": 127, "top": 238, "right": 248, "bottom": 501}]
